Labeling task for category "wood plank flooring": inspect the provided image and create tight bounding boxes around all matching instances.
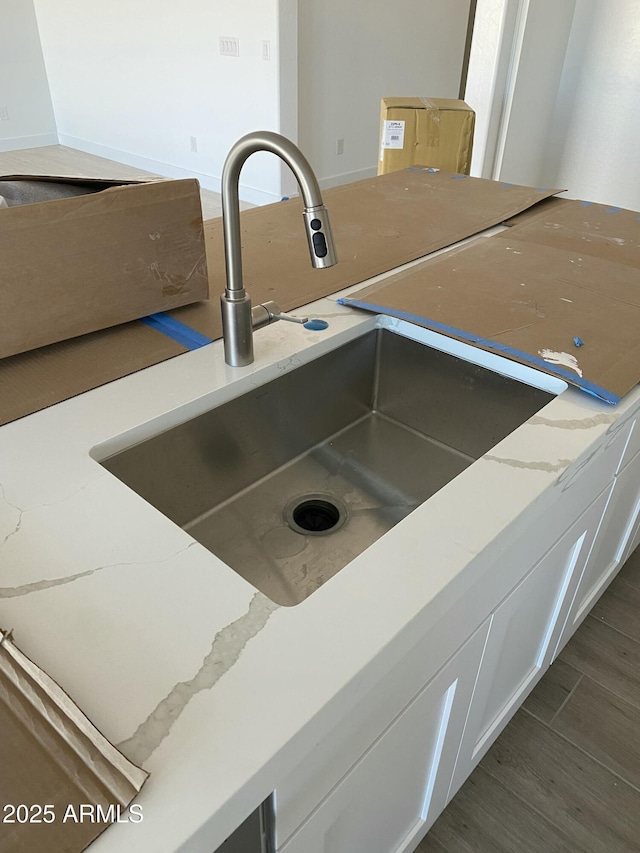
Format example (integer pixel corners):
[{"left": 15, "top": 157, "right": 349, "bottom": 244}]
[
  {"left": 419, "top": 545, "right": 640, "bottom": 852},
  {"left": 0, "top": 144, "right": 254, "bottom": 220}
]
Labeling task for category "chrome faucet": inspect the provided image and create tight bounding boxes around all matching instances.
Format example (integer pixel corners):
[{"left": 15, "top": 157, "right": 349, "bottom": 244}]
[{"left": 220, "top": 131, "right": 337, "bottom": 367}]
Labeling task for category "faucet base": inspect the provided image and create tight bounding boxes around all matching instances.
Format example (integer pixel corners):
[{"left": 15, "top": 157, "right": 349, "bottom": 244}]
[{"left": 221, "top": 292, "right": 254, "bottom": 366}]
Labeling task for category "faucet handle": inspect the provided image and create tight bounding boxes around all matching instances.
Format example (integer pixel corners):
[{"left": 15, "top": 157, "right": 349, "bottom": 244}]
[
  {"left": 270, "top": 311, "right": 309, "bottom": 325},
  {"left": 251, "top": 300, "right": 309, "bottom": 330}
]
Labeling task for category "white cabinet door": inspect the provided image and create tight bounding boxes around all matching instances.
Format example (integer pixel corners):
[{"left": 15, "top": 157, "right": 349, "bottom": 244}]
[
  {"left": 448, "top": 485, "right": 612, "bottom": 798},
  {"left": 279, "top": 621, "right": 489, "bottom": 853},
  {"left": 555, "top": 448, "right": 640, "bottom": 653}
]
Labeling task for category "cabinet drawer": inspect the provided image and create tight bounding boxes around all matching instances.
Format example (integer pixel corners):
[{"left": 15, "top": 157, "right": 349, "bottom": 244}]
[
  {"left": 449, "top": 484, "right": 612, "bottom": 797},
  {"left": 275, "top": 617, "right": 486, "bottom": 847},
  {"left": 619, "top": 415, "right": 640, "bottom": 474},
  {"left": 279, "top": 623, "right": 489, "bottom": 853},
  {"left": 557, "top": 447, "right": 640, "bottom": 648}
]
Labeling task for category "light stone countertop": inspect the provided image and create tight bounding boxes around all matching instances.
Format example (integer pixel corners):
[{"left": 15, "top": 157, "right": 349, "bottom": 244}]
[{"left": 1, "top": 247, "right": 639, "bottom": 853}]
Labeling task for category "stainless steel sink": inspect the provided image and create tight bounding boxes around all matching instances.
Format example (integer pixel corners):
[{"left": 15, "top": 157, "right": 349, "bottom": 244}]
[{"left": 100, "top": 330, "right": 554, "bottom": 606}]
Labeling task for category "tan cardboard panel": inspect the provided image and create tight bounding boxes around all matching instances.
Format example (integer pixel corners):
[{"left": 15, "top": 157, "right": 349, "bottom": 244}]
[
  {"left": 498, "top": 197, "right": 640, "bottom": 267},
  {"left": 0, "top": 322, "right": 186, "bottom": 427},
  {"left": 0, "top": 177, "right": 208, "bottom": 358},
  {"left": 0, "top": 629, "right": 147, "bottom": 853},
  {"left": 340, "top": 197, "right": 640, "bottom": 403},
  {"left": 0, "top": 169, "right": 561, "bottom": 426}
]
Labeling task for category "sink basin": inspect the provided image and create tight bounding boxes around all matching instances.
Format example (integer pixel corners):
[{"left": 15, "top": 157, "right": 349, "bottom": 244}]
[{"left": 100, "top": 329, "right": 554, "bottom": 606}]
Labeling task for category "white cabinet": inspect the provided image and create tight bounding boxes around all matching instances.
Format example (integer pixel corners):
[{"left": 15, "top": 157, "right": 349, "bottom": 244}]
[
  {"left": 448, "top": 485, "right": 612, "bottom": 797},
  {"left": 555, "top": 448, "right": 640, "bottom": 654},
  {"left": 279, "top": 622, "right": 489, "bottom": 853}
]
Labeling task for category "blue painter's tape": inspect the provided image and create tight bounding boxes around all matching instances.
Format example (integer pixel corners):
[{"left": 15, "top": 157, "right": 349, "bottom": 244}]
[
  {"left": 580, "top": 201, "right": 593, "bottom": 207},
  {"left": 336, "top": 298, "right": 620, "bottom": 405},
  {"left": 452, "top": 174, "right": 468, "bottom": 180},
  {"left": 573, "top": 336, "right": 584, "bottom": 347},
  {"left": 140, "top": 313, "right": 213, "bottom": 350},
  {"left": 501, "top": 183, "right": 514, "bottom": 189},
  {"left": 606, "top": 206, "right": 622, "bottom": 214}
]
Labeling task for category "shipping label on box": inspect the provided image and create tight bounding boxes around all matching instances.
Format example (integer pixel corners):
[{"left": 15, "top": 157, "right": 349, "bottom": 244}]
[{"left": 380, "top": 120, "right": 406, "bottom": 153}]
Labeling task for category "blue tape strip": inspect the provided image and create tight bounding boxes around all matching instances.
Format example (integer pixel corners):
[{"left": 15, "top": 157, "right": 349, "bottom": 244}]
[
  {"left": 336, "top": 298, "right": 620, "bottom": 405},
  {"left": 140, "top": 312, "right": 213, "bottom": 350},
  {"left": 580, "top": 201, "right": 593, "bottom": 207},
  {"left": 606, "top": 206, "right": 622, "bottom": 214}
]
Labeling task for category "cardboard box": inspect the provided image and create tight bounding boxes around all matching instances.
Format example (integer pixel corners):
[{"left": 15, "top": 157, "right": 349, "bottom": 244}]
[
  {"left": 0, "top": 627, "right": 147, "bottom": 852},
  {"left": 0, "top": 175, "right": 209, "bottom": 358},
  {"left": 378, "top": 97, "right": 475, "bottom": 176}
]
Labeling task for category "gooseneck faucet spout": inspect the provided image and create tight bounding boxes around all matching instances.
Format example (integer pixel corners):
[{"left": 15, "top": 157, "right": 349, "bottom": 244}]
[{"left": 220, "top": 131, "right": 337, "bottom": 367}]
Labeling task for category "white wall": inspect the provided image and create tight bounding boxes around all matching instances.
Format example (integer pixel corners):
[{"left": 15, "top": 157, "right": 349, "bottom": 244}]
[
  {"left": 466, "top": 0, "right": 576, "bottom": 186},
  {"left": 497, "top": 0, "right": 577, "bottom": 188},
  {"left": 298, "top": 0, "right": 472, "bottom": 188},
  {"left": 468, "top": 0, "right": 640, "bottom": 211},
  {"left": 465, "top": 0, "right": 519, "bottom": 179},
  {"left": 545, "top": 0, "right": 640, "bottom": 210},
  {"left": 0, "top": 0, "right": 57, "bottom": 152},
  {"left": 32, "top": 0, "right": 284, "bottom": 203}
]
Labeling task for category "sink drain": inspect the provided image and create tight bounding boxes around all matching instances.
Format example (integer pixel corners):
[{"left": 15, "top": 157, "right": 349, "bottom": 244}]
[{"left": 285, "top": 494, "right": 347, "bottom": 536}]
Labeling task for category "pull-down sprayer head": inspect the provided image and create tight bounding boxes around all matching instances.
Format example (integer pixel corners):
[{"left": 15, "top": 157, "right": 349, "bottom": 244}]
[{"left": 302, "top": 205, "right": 337, "bottom": 269}]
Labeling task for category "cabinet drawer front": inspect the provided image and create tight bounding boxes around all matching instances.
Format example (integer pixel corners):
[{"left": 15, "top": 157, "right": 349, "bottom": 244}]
[
  {"left": 449, "top": 485, "right": 612, "bottom": 797},
  {"left": 618, "top": 415, "right": 640, "bottom": 474},
  {"left": 279, "top": 623, "right": 489, "bottom": 853},
  {"left": 275, "top": 614, "right": 485, "bottom": 846},
  {"left": 560, "top": 448, "right": 640, "bottom": 643}
]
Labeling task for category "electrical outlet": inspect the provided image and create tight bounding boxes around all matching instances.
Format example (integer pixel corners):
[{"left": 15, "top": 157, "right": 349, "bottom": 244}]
[
  {"left": 262, "top": 40, "right": 271, "bottom": 61},
  {"left": 336, "top": 138, "right": 344, "bottom": 156},
  {"left": 219, "top": 37, "right": 239, "bottom": 57},
  {"left": 0, "top": 107, "right": 9, "bottom": 122},
  {"left": 190, "top": 136, "right": 198, "bottom": 153}
]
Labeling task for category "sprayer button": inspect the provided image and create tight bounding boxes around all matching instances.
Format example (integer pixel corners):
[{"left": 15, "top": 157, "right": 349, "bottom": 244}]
[
  {"left": 310, "top": 218, "right": 322, "bottom": 231},
  {"left": 312, "top": 232, "right": 328, "bottom": 258}
]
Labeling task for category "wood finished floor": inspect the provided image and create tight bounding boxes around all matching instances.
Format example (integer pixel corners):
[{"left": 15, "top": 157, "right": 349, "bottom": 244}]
[
  {"left": 418, "top": 545, "right": 640, "bottom": 853},
  {"left": 0, "top": 144, "right": 254, "bottom": 220}
]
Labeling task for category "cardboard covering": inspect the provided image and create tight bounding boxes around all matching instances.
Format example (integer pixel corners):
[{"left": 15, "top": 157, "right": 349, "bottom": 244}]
[
  {"left": 0, "top": 175, "right": 209, "bottom": 358},
  {"left": 0, "top": 628, "right": 147, "bottom": 853},
  {"left": 0, "top": 168, "right": 561, "bottom": 427},
  {"left": 340, "top": 198, "right": 640, "bottom": 403},
  {"left": 378, "top": 97, "right": 475, "bottom": 176}
]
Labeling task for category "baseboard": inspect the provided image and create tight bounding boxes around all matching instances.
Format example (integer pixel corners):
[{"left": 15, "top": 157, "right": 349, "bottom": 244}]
[
  {"left": 0, "top": 132, "right": 59, "bottom": 153},
  {"left": 57, "top": 135, "right": 281, "bottom": 206},
  {"left": 319, "top": 165, "right": 377, "bottom": 190}
]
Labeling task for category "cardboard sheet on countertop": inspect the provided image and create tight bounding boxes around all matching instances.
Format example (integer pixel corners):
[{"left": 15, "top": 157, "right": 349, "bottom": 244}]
[
  {"left": 0, "top": 628, "right": 147, "bottom": 852},
  {"left": 340, "top": 198, "right": 640, "bottom": 403},
  {"left": 0, "top": 176, "right": 208, "bottom": 359},
  {"left": 0, "top": 169, "right": 561, "bottom": 426}
]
